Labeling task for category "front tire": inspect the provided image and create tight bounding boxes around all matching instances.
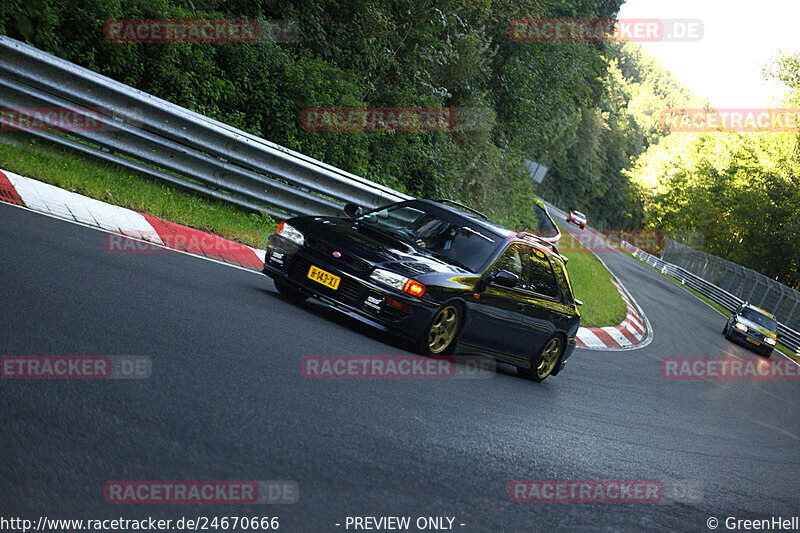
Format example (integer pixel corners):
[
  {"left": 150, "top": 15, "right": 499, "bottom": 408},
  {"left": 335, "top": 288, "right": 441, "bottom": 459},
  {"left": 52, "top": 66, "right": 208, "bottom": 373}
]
[
  {"left": 416, "top": 304, "right": 461, "bottom": 355},
  {"left": 518, "top": 335, "right": 564, "bottom": 382}
]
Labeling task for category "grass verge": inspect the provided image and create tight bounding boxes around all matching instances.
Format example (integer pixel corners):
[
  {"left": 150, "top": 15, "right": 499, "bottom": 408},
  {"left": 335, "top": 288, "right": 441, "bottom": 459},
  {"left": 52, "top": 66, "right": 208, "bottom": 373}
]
[
  {"left": 626, "top": 251, "right": 799, "bottom": 362},
  {"left": 0, "top": 134, "right": 276, "bottom": 246},
  {"left": 557, "top": 223, "right": 628, "bottom": 328}
]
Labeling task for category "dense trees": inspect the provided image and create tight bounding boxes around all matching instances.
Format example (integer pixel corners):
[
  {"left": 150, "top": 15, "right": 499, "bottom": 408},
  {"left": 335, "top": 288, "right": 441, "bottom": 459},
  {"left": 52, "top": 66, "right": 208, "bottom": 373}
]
[
  {"left": 627, "top": 53, "right": 800, "bottom": 289},
  {"left": 2, "top": 1, "right": 795, "bottom": 285},
  {"left": 538, "top": 41, "right": 705, "bottom": 228},
  {"left": 1, "top": 0, "right": 628, "bottom": 230}
]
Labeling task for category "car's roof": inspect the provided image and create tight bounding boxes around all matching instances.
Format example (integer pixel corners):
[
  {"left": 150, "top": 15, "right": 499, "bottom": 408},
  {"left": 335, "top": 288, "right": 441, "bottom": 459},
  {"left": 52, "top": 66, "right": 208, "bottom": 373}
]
[{"left": 742, "top": 303, "right": 776, "bottom": 320}]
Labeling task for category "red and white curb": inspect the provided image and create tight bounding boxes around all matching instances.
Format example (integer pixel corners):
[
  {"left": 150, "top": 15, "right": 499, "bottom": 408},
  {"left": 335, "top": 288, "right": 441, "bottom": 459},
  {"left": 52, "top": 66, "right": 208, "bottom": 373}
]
[
  {"left": 0, "top": 169, "right": 266, "bottom": 270},
  {"left": 575, "top": 278, "right": 651, "bottom": 350}
]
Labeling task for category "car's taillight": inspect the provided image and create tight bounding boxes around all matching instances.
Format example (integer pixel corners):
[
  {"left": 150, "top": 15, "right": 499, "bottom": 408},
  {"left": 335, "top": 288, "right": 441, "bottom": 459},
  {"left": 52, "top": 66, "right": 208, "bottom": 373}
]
[
  {"left": 276, "top": 221, "right": 285, "bottom": 233},
  {"left": 403, "top": 279, "right": 426, "bottom": 298}
]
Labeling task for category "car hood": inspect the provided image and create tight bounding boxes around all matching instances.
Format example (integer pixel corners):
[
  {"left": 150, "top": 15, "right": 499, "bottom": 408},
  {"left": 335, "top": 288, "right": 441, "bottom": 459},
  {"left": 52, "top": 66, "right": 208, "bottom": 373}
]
[
  {"left": 289, "top": 216, "right": 471, "bottom": 277},
  {"left": 736, "top": 316, "right": 777, "bottom": 339}
]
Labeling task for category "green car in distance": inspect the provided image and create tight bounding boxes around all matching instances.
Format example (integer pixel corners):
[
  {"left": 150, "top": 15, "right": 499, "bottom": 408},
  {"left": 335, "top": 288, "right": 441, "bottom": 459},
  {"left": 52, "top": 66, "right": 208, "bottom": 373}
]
[{"left": 723, "top": 303, "right": 778, "bottom": 357}]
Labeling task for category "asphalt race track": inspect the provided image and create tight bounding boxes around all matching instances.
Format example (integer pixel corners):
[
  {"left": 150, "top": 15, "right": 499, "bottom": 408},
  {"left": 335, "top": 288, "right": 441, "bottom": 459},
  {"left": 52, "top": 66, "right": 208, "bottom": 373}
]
[{"left": 1, "top": 201, "right": 799, "bottom": 532}]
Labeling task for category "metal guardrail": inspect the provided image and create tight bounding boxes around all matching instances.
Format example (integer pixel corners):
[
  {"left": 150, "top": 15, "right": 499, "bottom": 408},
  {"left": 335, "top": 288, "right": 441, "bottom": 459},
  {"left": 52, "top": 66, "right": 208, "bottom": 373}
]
[
  {"left": 661, "top": 239, "right": 800, "bottom": 330},
  {"left": 0, "top": 36, "right": 412, "bottom": 219},
  {"left": 621, "top": 241, "right": 800, "bottom": 356}
]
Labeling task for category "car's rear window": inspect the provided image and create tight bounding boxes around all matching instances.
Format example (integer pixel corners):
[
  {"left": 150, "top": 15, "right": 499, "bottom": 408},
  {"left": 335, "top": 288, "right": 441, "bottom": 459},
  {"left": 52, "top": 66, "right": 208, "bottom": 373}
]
[{"left": 534, "top": 204, "right": 559, "bottom": 238}]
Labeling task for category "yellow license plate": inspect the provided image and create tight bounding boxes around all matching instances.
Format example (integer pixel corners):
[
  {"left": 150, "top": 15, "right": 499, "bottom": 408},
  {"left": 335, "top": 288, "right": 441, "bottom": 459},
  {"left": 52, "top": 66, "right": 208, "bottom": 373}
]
[
  {"left": 746, "top": 337, "right": 760, "bottom": 346},
  {"left": 307, "top": 265, "right": 341, "bottom": 290}
]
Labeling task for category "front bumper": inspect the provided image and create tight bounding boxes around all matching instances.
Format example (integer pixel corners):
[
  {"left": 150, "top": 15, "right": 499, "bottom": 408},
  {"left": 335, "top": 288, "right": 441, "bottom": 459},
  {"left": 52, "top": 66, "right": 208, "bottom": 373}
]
[
  {"left": 728, "top": 326, "right": 774, "bottom": 352},
  {"left": 262, "top": 240, "right": 438, "bottom": 341}
]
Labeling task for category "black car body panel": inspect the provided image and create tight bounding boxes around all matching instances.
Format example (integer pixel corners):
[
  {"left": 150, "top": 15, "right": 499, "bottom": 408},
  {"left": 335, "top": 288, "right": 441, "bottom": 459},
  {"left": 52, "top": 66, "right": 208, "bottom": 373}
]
[{"left": 262, "top": 199, "right": 581, "bottom": 375}]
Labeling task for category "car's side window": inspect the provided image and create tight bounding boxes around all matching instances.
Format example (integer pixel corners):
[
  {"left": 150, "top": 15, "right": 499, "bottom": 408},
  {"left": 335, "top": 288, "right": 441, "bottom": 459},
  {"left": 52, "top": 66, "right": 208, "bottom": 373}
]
[
  {"left": 492, "top": 244, "right": 528, "bottom": 288},
  {"left": 526, "top": 248, "right": 559, "bottom": 298},
  {"left": 492, "top": 244, "right": 560, "bottom": 298},
  {"left": 550, "top": 259, "right": 572, "bottom": 304}
]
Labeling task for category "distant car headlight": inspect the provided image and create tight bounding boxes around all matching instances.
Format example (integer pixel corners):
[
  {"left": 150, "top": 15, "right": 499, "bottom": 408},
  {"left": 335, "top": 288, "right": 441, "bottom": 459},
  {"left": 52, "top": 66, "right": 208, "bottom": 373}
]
[
  {"left": 277, "top": 221, "right": 304, "bottom": 246},
  {"left": 370, "top": 268, "right": 426, "bottom": 298},
  {"left": 766, "top": 337, "right": 776, "bottom": 345},
  {"left": 735, "top": 322, "right": 747, "bottom": 332}
]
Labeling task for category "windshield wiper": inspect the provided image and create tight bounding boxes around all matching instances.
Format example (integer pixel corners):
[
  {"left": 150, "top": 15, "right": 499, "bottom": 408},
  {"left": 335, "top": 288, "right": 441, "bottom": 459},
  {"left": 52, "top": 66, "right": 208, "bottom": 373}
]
[
  {"left": 355, "top": 223, "right": 416, "bottom": 250},
  {"left": 424, "top": 250, "right": 473, "bottom": 272}
]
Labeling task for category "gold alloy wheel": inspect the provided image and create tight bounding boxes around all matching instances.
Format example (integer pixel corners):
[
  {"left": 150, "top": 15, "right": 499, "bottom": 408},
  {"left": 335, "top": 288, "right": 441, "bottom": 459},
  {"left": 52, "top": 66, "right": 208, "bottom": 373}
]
[
  {"left": 537, "top": 337, "right": 562, "bottom": 379},
  {"left": 427, "top": 306, "right": 459, "bottom": 354}
]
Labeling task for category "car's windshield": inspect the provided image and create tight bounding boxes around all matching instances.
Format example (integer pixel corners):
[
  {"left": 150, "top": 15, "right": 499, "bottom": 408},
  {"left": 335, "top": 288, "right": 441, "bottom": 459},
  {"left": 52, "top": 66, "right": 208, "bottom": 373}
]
[
  {"left": 355, "top": 202, "right": 503, "bottom": 272},
  {"left": 574, "top": 212, "right": 585, "bottom": 219},
  {"left": 739, "top": 308, "right": 777, "bottom": 331}
]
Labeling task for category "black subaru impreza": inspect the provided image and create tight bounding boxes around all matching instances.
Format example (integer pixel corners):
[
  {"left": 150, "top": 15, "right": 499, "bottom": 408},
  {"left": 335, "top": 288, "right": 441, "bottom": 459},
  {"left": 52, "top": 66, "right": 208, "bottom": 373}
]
[{"left": 262, "top": 199, "right": 581, "bottom": 382}]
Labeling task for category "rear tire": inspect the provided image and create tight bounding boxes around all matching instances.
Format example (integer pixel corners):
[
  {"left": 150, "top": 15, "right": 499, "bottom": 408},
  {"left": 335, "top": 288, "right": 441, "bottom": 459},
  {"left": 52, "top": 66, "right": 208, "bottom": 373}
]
[
  {"left": 274, "top": 279, "right": 308, "bottom": 302},
  {"left": 518, "top": 335, "right": 563, "bottom": 382}
]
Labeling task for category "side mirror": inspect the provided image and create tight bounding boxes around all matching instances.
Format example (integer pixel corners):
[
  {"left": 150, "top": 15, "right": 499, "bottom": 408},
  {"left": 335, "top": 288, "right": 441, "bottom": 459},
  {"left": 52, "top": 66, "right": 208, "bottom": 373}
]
[
  {"left": 343, "top": 203, "right": 363, "bottom": 218},
  {"left": 492, "top": 270, "right": 519, "bottom": 288},
  {"left": 574, "top": 299, "right": 584, "bottom": 306}
]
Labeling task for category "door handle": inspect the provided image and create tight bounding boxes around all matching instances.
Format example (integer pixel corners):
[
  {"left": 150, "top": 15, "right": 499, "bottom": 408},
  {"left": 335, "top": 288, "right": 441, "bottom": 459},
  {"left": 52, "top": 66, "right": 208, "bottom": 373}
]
[{"left": 517, "top": 303, "right": 527, "bottom": 311}]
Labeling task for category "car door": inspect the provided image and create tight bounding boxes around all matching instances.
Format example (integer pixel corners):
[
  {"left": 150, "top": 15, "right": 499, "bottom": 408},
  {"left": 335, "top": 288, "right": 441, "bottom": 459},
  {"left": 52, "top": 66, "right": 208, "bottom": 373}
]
[
  {"left": 462, "top": 244, "right": 543, "bottom": 361},
  {"left": 515, "top": 248, "right": 573, "bottom": 355}
]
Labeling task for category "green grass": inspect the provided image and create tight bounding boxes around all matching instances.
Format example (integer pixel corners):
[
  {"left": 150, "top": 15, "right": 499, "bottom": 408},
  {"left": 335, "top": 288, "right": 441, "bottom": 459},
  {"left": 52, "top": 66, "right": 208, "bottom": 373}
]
[
  {"left": 626, "top": 251, "right": 800, "bottom": 362},
  {"left": 557, "top": 223, "right": 628, "bottom": 328},
  {"left": 0, "top": 134, "right": 276, "bottom": 247}
]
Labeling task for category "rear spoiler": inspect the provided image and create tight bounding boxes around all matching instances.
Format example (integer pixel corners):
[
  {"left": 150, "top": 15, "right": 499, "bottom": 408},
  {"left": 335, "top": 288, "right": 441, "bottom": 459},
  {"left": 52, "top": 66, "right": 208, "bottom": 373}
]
[{"left": 515, "top": 231, "right": 569, "bottom": 263}]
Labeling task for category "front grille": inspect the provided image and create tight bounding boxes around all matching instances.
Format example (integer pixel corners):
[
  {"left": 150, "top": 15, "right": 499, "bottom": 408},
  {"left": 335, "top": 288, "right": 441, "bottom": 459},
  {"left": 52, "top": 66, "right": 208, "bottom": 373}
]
[
  {"left": 307, "top": 238, "right": 370, "bottom": 272},
  {"left": 289, "top": 254, "right": 364, "bottom": 306}
]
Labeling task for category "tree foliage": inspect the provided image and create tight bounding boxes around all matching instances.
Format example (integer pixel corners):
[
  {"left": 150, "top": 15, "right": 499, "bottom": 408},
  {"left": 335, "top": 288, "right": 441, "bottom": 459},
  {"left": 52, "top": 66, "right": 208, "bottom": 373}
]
[
  {"left": 2, "top": 0, "right": 656, "bottom": 231},
  {"left": 627, "top": 52, "right": 800, "bottom": 289}
]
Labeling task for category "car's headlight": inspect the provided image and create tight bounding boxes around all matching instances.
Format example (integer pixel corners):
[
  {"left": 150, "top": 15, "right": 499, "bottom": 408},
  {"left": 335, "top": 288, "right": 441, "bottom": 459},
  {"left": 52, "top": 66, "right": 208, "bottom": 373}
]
[
  {"left": 277, "top": 221, "right": 304, "bottom": 246},
  {"left": 370, "top": 268, "right": 426, "bottom": 297},
  {"left": 766, "top": 337, "right": 776, "bottom": 345},
  {"left": 735, "top": 322, "right": 747, "bottom": 332}
]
